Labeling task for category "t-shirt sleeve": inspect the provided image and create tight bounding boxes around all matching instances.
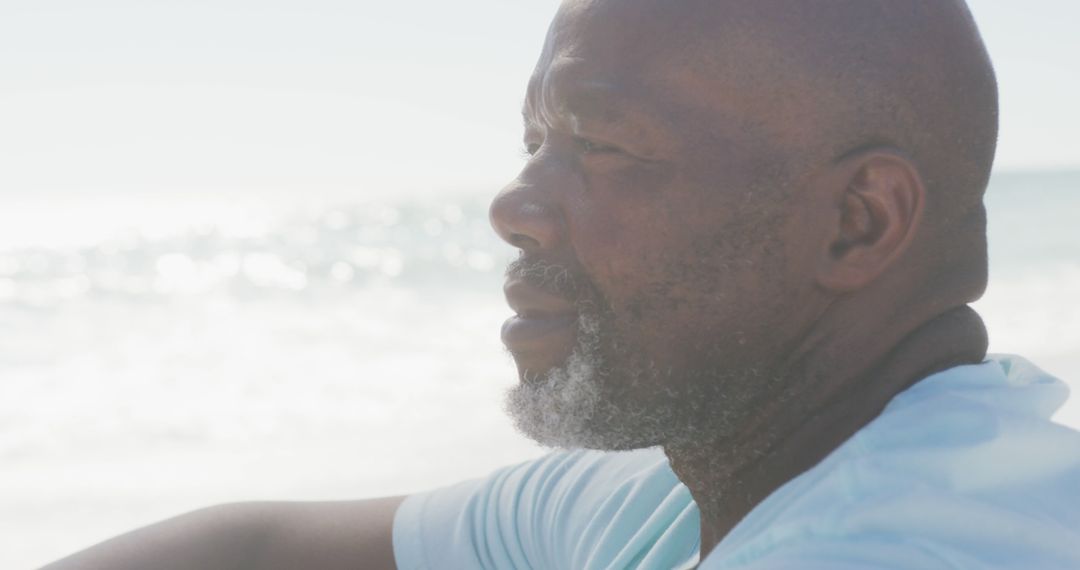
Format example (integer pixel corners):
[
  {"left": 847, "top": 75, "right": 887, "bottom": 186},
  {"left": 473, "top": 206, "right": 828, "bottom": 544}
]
[
  {"left": 392, "top": 475, "right": 502, "bottom": 570},
  {"left": 392, "top": 449, "right": 699, "bottom": 570}
]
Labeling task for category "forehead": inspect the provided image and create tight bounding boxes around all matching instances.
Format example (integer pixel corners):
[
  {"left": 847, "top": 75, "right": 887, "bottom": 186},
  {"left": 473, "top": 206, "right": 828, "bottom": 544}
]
[
  {"left": 527, "top": 0, "right": 683, "bottom": 109},
  {"left": 526, "top": 0, "right": 818, "bottom": 151},
  {"left": 544, "top": 0, "right": 680, "bottom": 62}
]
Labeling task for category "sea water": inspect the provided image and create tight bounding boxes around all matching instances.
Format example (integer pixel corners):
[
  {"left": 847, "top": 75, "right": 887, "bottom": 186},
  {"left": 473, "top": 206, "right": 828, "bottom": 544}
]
[{"left": 1, "top": 171, "right": 1078, "bottom": 567}]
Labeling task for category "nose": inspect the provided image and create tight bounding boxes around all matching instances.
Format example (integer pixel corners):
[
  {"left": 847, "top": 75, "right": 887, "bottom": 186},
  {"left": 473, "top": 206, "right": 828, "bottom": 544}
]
[{"left": 489, "top": 162, "right": 567, "bottom": 253}]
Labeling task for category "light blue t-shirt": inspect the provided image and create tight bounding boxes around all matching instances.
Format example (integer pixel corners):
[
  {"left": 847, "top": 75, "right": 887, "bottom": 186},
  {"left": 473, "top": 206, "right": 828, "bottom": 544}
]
[{"left": 392, "top": 355, "right": 1080, "bottom": 569}]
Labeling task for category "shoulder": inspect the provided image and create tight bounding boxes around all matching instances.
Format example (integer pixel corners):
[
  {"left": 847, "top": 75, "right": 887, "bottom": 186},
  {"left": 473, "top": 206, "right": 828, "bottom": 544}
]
[
  {"left": 703, "top": 356, "right": 1080, "bottom": 569},
  {"left": 395, "top": 448, "right": 699, "bottom": 570}
]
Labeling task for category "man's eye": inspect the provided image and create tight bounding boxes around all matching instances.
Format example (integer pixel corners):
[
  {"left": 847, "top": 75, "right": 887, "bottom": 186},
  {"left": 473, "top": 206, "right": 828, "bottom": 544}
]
[
  {"left": 576, "top": 138, "right": 621, "bottom": 155},
  {"left": 523, "top": 142, "right": 542, "bottom": 156}
]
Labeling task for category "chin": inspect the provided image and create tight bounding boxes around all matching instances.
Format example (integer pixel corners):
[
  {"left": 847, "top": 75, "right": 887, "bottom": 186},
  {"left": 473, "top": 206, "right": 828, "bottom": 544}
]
[{"left": 512, "top": 353, "right": 572, "bottom": 383}]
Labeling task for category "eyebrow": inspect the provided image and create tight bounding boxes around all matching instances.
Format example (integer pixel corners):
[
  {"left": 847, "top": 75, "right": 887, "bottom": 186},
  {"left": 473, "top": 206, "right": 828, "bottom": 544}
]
[
  {"left": 520, "top": 78, "right": 674, "bottom": 152},
  {"left": 522, "top": 77, "right": 633, "bottom": 129}
]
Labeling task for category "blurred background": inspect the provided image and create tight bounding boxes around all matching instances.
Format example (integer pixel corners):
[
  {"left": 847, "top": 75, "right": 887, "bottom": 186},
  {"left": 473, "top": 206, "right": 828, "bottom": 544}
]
[{"left": 1, "top": 1, "right": 1078, "bottom": 567}]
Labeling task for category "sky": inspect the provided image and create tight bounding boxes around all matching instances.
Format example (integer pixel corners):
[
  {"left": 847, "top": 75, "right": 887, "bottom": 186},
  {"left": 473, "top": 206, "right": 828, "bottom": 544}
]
[{"left": 0, "top": 0, "right": 1077, "bottom": 199}]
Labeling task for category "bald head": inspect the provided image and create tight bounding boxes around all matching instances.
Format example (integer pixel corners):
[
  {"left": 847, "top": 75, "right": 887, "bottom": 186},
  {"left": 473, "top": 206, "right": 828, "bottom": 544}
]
[
  {"left": 551, "top": 0, "right": 998, "bottom": 196},
  {"left": 542, "top": 0, "right": 997, "bottom": 298},
  {"left": 691, "top": 0, "right": 998, "bottom": 213},
  {"left": 694, "top": 0, "right": 999, "bottom": 296}
]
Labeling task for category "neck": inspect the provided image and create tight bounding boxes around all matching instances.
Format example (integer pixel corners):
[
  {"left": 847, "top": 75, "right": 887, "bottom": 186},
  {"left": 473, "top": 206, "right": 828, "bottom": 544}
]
[{"left": 666, "top": 305, "right": 988, "bottom": 558}]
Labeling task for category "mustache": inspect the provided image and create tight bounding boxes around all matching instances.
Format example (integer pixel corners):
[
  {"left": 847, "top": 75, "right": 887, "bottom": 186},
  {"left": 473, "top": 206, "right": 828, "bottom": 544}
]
[{"left": 504, "top": 256, "right": 593, "bottom": 305}]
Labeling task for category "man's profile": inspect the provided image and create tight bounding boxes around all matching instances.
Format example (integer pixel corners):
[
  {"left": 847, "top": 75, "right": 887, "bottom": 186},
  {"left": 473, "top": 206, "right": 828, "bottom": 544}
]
[{"left": 46, "top": 0, "right": 1080, "bottom": 568}]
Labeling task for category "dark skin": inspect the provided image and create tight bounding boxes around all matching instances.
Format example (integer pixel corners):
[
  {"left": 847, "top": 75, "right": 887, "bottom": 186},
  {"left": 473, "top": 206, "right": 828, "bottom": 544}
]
[{"left": 492, "top": 0, "right": 996, "bottom": 558}]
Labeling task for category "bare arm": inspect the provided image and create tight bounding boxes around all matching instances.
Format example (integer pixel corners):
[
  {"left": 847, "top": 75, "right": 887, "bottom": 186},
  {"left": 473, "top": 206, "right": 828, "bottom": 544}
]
[{"left": 42, "top": 496, "right": 406, "bottom": 570}]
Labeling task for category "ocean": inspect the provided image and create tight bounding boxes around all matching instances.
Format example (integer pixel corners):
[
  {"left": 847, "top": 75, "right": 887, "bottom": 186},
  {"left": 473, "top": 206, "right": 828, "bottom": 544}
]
[{"left": 2, "top": 170, "right": 1078, "bottom": 567}]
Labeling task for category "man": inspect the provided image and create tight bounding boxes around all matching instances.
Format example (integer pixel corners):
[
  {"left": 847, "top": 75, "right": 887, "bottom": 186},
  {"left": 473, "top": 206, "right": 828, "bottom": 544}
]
[{"left": 48, "top": 0, "right": 1080, "bottom": 568}]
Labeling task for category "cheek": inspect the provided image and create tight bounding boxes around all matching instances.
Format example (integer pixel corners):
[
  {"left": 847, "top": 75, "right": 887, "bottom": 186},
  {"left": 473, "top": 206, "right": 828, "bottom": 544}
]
[
  {"left": 569, "top": 168, "right": 684, "bottom": 298},
  {"left": 587, "top": 219, "right": 792, "bottom": 367},
  {"left": 583, "top": 235, "right": 739, "bottom": 358},
  {"left": 570, "top": 176, "right": 742, "bottom": 314},
  {"left": 571, "top": 215, "right": 684, "bottom": 316},
  {"left": 567, "top": 163, "right": 780, "bottom": 358}
]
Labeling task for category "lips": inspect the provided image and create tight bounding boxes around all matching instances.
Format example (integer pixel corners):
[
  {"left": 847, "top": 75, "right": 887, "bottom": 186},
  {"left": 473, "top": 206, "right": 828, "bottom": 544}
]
[
  {"left": 501, "top": 279, "right": 578, "bottom": 362},
  {"left": 503, "top": 279, "right": 576, "bottom": 317},
  {"left": 501, "top": 312, "right": 577, "bottom": 348}
]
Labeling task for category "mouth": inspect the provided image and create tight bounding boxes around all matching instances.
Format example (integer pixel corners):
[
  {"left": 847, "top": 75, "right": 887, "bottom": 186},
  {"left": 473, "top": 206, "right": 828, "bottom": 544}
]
[{"left": 501, "top": 279, "right": 579, "bottom": 368}]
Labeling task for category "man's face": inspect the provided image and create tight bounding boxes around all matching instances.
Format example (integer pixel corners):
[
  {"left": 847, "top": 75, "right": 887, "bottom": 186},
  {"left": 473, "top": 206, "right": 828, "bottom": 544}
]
[{"left": 492, "top": 0, "right": 824, "bottom": 450}]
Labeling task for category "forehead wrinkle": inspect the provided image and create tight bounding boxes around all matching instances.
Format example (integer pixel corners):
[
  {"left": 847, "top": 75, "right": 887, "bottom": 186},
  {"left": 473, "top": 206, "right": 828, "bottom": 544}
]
[
  {"left": 532, "top": 0, "right": 797, "bottom": 154},
  {"left": 523, "top": 60, "right": 626, "bottom": 127},
  {"left": 522, "top": 62, "right": 681, "bottom": 155},
  {"left": 531, "top": 56, "right": 596, "bottom": 131},
  {"left": 557, "top": 82, "right": 629, "bottom": 132},
  {"left": 540, "top": 0, "right": 855, "bottom": 159}
]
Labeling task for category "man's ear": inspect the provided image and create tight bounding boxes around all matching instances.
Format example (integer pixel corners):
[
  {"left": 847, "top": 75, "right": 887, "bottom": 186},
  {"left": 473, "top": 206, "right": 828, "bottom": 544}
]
[{"left": 816, "top": 150, "right": 926, "bottom": 292}]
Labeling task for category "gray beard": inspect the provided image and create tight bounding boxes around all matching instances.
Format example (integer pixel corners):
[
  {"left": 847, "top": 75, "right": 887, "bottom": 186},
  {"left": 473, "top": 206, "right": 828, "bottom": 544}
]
[{"left": 504, "top": 307, "right": 782, "bottom": 452}]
